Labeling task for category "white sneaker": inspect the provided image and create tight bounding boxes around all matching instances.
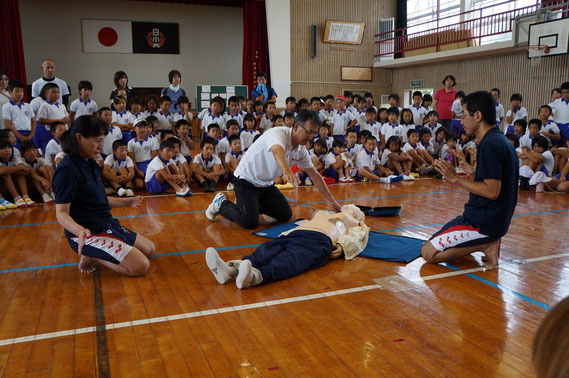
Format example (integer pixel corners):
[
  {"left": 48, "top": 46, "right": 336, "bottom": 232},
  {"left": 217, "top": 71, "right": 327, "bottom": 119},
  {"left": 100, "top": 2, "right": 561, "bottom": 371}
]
[
  {"left": 42, "top": 192, "right": 54, "bottom": 204},
  {"left": 117, "top": 188, "right": 127, "bottom": 197},
  {"left": 125, "top": 188, "right": 135, "bottom": 197},
  {"left": 176, "top": 186, "right": 192, "bottom": 197},
  {"left": 339, "top": 177, "right": 348, "bottom": 182},
  {"left": 403, "top": 174, "right": 415, "bottom": 181},
  {"left": 455, "top": 167, "right": 464, "bottom": 174},
  {"left": 226, "top": 183, "right": 234, "bottom": 191},
  {"left": 205, "top": 247, "right": 237, "bottom": 284},
  {"left": 50, "top": 192, "right": 56, "bottom": 201},
  {"left": 236, "top": 259, "right": 254, "bottom": 289},
  {"left": 304, "top": 177, "right": 312, "bottom": 186},
  {"left": 206, "top": 192, "right": 228, "bottom": 221}
]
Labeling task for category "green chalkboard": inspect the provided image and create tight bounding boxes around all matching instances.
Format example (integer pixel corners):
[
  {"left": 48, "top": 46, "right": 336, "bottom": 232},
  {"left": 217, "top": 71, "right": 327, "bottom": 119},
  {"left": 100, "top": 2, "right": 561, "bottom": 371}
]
[{"left": 195, "top": 85, "right": 249, "bottom": 113}]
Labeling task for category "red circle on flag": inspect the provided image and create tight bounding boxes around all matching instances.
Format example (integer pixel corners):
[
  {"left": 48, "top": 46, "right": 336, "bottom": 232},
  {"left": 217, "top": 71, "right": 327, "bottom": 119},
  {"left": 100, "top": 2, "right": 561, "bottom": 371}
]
[{"left": 98, "top": 27, "right": 118, "bottom": 47}]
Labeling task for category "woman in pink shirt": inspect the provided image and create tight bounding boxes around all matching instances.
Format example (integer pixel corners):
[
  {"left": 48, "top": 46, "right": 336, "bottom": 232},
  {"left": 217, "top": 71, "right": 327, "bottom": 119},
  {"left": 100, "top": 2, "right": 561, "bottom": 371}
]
[{"left": 434, "top": 75, "right": 458, "bottom": 131}]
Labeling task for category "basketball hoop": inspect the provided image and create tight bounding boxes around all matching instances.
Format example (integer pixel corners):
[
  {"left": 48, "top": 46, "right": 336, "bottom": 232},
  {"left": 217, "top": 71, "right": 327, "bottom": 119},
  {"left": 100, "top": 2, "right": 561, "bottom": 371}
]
[{"left": 527, "top": 44, "right": 551, "bottom": 67}]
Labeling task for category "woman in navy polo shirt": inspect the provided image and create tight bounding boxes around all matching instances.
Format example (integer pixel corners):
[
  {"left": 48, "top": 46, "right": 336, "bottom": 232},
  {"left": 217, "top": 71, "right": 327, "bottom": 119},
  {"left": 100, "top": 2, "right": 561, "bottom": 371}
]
[{"left": 53, "top": 115, "right": 155, "bottom": 276}]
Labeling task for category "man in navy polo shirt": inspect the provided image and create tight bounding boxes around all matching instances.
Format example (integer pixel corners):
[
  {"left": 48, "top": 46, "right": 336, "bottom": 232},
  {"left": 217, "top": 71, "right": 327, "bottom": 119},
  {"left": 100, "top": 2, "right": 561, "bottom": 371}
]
[
  {"left": 251, "top": 71, "right": 277, "bottom": 104},
  {"left": 421, "top": 91, "right": 518, "bottom": 269}
]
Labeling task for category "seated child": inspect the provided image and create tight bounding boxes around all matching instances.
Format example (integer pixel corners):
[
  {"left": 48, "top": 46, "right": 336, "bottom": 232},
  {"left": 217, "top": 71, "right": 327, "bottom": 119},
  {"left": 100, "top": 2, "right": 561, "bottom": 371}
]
[
  {"left": 355, "top": 136, "right": 401, "bottom": 183},
  {"left": 377, "top": 107, "right": 388, "bottom": 125},
  {"left": 551, "top": 140, "right": 569, "bottom": 176},
  {"left": 198, "top": 97, "right": 225, "bottom": 140},
  {"left": 143, "top": 95, "right": 159, "bottom": 118},
  {"left": 240, "top": 113, "right": 260, "bottom": 151},
  {"left": 156, "top": 96, "right": 174, "bottom": 132},
  {"left": 283, "top": 112, "right": 295, "bottom": 127},
  {"left": 519, "top": 135, "right": 553, "bottom": 192},
  {"left": 224, "top": 96, "right": 243, "bottom": 128},
  {"left": 458, "top": 130, "right": 477, "bottom": 165},
  {"left": 279, "top": 96, "right": 297, "bottom": 117},
  {"left": 323, "top": 139, "right": 354, "bottom": 182},
  {"left": 218, "top": 120, "right": 240, "bottom": 163},
  {"left": 402, "top": 129, "right": 433, "bottom": 175},
  {"left": 538, "top": 105, "right": 560, "bottom": 146},
  {"left": 259, "top": 102, "right": 276, "bottom": 132},
  {"left": 45, "top": 121, "right": 66, "bottom": 168},
  {"left": 54, "top": 130, "right": 69, "bottom": 167},
  {"left": 0, "top": 139, "right": 36, "bottom": 207},
  {"left": 520, "top": 119, "right": 543, "bottom": 151},
  {"left": 360, "top": 107, "right": 380, "bottom": 142},
  {"left": 506, "top": 132, "right": 522, "bottom": 167},
  {"left": 129, "top": 96, "right": 145, "bottom": 119},
  {"left": 168, "top": 137, "right": 192, "bottom": 189},
  {"left": 19, "top": 140, "right": 55, "bottom": 203},
  {"left": 206, "top": 123, "right": 221, "bottom": 158},
  {"left": 399, "top": 108, "right": 415, "bottom": 143},
  {"left": 145, "top": 139, "right": 191, "bottom": 196},
  {"left": 100, "top": 107, "right": 123, "bottom": 158},
  {"left": 102, "top": 139, "right": 135, "bottom": 197},
  {"left": 313, "top": 123, "right": 333, "bottom": 150},
  {"left": 111, "top": 96, "right": 134, "bottom": 142},
  {"left": 0, "top": 129, "right": 21, "bottom": 158},
  {"left": 505, "top": 93, "right": 527, "bottom": 134},
  {"left": 345, "top": 129, "right": 361, "bottom": 168},
  {"left": 380, "top": 136, "right": 414, "bottom": 180},
  {"left": 192, "top": 137, "right": 225, "bottom": 193},
  {"left": 175, "top": 119, "right": 194, "bottom": 162},
  {"left": 309, "top": 139, "right": 328, "bottom": 171},
  {"left": 272, "top": 114, "right": 284, "bottom": 127},
  {"left": 128, "top": 119, "right": 158, "bottom": 191},
  {"left": 423, "top": 110, "right": 441, "bottom": 137},
  {"left": 450, "top": 91, "right": 465, "bottom": 135},
  {"left": 440, "top": 133, "right": 464, "bottom": 169},
  {"left": 513, "top": 119, "right": 528, "bottom": 140},
  {"left": 380, "top": 107, "right": 405, "bottom": 150},
  {"left": 432, "top": 127, "right": 448, "bottom": 158},
  {"left": 545, "top": 155, "right": 569, "bottom": 193},
  {"left": 173, "top": 96, "right": 194, "bottom": 127},
  {"left": 225, "top": 134, "right": 243, "bottom": 190}
]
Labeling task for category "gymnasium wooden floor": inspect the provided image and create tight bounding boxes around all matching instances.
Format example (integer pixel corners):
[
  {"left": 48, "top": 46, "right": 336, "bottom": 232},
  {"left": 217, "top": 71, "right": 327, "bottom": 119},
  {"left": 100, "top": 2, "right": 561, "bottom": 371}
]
[{"left": 1, "top": 177, "right": 568, "bottom": 377}]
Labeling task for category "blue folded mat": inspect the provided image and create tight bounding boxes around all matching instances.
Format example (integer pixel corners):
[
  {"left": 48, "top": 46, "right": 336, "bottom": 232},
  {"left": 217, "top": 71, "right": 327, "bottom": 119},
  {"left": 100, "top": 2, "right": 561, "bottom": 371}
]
[{"left": 254, "top": 220, "right": 423, "bottom": 263}]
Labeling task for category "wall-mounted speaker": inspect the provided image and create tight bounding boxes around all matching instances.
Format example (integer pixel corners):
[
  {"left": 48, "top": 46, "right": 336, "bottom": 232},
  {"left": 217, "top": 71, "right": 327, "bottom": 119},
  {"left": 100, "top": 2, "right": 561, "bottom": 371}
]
[{"left": 311, "top": 24, "right": 317, "bottom": 58}]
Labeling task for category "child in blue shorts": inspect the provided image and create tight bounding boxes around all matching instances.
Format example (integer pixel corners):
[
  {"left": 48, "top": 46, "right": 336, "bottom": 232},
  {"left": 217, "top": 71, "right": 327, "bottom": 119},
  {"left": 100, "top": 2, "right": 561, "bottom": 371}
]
[{"left": 144, "top": 139, "right": 191, "bottom": 196}]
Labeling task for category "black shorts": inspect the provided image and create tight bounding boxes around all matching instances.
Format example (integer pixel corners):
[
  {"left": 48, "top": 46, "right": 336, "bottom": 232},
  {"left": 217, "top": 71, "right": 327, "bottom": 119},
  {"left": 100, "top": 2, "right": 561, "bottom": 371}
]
[
  {"left": 429, "top": 215, "right": 496, "bottom": 252},
  {"left": 66, "top": 219, "right": 137, "bottom": 264}
]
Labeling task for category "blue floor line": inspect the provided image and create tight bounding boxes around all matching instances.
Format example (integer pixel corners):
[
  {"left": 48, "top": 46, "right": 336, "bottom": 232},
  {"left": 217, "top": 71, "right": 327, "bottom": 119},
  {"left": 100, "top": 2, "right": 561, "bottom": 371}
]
[
  {"left": 444, "top": 264, "right": 551, "bottom": 310},
  {"left": 1, "top": 206, "right": 568, "bottom": 274}
]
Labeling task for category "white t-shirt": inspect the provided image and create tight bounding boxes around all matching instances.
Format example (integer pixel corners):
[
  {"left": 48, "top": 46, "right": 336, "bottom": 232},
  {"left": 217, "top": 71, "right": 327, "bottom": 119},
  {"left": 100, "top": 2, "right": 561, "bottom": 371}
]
[
  {"left": 259, "top": 114, "right": 273, "bottom": 132},
  {"left": 408, "top": 105, "right": 427, "bottom": 125},
  {"left": 145, "top": 156, "right": 174, "bottom": 182},
  {"left": 156, "top": 111, "right": 173, "bottom": 131},
  {"left": 551, "top": 98, "right": 569, "bottom": 124},
  {"left": 0, "top": 91, "right": 11, "bottom": 109},
  {"left": 104, "top": 154, "right": 134, "bottom": 172},
  {"left": 345, "top": 144, "right": 362, "bottom": 161},
  {"left": 224, "top": 111, "right": 244, "bottom": 128},
  {"left": 172, "top": 153, "right": 187, "bottom": 165},
  {"left": 112, "top": 110, "right": 134, "bottom": 126},
  {"left": 541, "top": 121, "right": 560, "bottom": 146},
  {"left": 324, "top": 152, "right": 340, "bottom": 169},
  {"left": 70, "top": 98, "right": 98, "bottom": 117},
  {"left": 30, "top": 97, "right": 45, "bottom": 115},
  {"left": 22, "top": 157, "right": 49, "bottom": 170},
  {"left": 359, "top": 121, "right": 381, "bottom": 142},
  {"left": 401, "top": 142, "right": 425, "bottom": 154},
  {"left": 441, "top": 143, "right": 462, "bottom": 159},
  {"left": 217, "top": 136, "right": 231, "bottom": 156},
  {"left": 400, "top": 124, "right": 416, "bottom": 143},
  {"left": 143, "top": 110, "right": 158, "bottom": 119},
  {"left": 422, "top": 123, "right": 441, "bottom": 137},
  {"left": 331, "top": 110, "right": 355, "bottom": 136},
  {"left": 192, "top": 153, "right": 222, "bottom": 172},
  {"left": 198, "top": 109, "right": 226, "bottom": 131},
  {"left": 320, "top": 108, "right": 337, "bottom": 124},
  {"left": 541, "top": 150, "right": 554, "bottom": 176},
  {"left": 381, "top": 123, "right": 405, "bottom": 143},
  {"left": 31, "top": 77, "right": 69, "bottom": 103},
  {"left": 356, "top": 148, "right": 380, "bottom": 171},
  {"left": 38, "top": 102, "right": 68, "bottom": 130},
  {"left": 233, "top": 127, "right": 314, "bottom": 187},
  {"left": 352, "top": 109, "right": 367, "bottom": 128},
  {"left": 506, "top": 106, "right": 528, "bottom": 125},
  {"left": 102, "top": 126, "right": 123, "bottom": 156},
  {"left": 314, "top": 136, "right": 333, "bottom": 150},
  {"left": 519, "top": 133, "right": 539, "bottom": 151},
  {"left": 178, "top": 136, "right": 192, "bottom": 157},
  {"left": 172, "top": 111, "right": 193, "bottom": 124},
  {"left": 380, "top": 148, "right": 394, "bottom": 166},
  {"left": 2, "top": 101, "right": 34, "bottom": 131},
  {"left": 225, "top": 151, "right": 244, "bottom": 165},
  {"left": 458, "top": 140, "right": 476, "bottom": 152},
  {"left": 451, "top": 99, "right": 463, "bottom": 118},
  {"left": 496, "top": 103, "right": 505, "bottom": 122},
  {"left": 127, "top": 137, "right": 155, "bottom": 162},
  {"left": 240, "top": 129, "right": 260, "bottom": 151},
  {"left": 279, "top": 110, "right": 297, "bottom": 118},
  {"left": 44, "top": 139, "right": 62, "bottom": 165},
  {"left": 0, "top": 156, "right": 24, "bottom": 167},
  {"left": 420, "top": 140, "right": 435, "bottom": 154}
]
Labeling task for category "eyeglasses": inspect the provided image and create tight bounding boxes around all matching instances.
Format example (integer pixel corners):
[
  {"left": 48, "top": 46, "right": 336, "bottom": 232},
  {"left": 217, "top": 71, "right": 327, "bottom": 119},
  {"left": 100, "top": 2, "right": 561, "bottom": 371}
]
[
  {"left": 460, "top": 112, "right": 476, "bottom": 120},
  {"left": 300, "top": 124, "right": 317, "bottom": 137}
]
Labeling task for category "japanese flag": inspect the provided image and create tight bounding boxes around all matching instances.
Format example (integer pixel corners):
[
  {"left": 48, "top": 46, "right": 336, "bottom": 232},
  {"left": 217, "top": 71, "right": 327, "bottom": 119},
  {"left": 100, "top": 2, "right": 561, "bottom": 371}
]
[{"left": 82, "top": 19, "right": 133, "bottom": 53}]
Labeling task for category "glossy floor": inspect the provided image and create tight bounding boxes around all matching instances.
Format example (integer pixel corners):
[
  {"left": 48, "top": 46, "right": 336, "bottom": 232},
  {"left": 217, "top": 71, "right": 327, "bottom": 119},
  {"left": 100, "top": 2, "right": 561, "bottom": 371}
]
[{"left": 0, "top": 178, "right": 568, "bottom": 377}]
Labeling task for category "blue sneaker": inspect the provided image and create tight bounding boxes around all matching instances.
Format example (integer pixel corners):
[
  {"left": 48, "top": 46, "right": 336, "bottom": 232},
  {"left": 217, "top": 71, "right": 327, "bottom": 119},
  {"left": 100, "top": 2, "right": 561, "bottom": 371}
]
[
  {"left": 388, "top": 175, "right": 404, "bottom": 183},
  {"left": 206, "top": 192, "right": 228, "bottom": 221}
]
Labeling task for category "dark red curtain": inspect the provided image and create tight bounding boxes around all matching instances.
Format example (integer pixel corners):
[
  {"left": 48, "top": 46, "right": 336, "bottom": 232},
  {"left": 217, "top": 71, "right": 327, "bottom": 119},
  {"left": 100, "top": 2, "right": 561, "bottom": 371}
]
[
  {"left": 0, "top": 0, "right": 27, "bottom": 100},
  {"left": 242, "top": 0, "right": 270, "bottom": 97}
]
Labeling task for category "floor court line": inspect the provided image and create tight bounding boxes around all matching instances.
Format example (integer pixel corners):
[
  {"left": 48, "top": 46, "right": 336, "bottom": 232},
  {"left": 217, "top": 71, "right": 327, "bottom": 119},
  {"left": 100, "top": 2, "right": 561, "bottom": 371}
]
[
  {"left": 1, "top": 206, "right": 568, "bottom": 274},
  {"left": 0, "top": 189, "right": 465, "bottom": 229},
  {"left": 0, "top": 251, "right": 560, "bottom": 348}
]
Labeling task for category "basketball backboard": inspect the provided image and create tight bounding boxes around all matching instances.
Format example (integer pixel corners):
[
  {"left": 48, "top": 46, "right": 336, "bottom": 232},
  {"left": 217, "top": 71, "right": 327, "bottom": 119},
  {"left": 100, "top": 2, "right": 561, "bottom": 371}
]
[{"left": 528, "top": 18, "right": 569, "bottom": 58}]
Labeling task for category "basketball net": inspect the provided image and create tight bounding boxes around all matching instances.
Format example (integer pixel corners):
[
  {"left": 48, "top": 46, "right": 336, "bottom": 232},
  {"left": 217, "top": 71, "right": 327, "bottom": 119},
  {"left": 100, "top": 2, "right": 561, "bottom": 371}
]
[{"left": 528, "top": 44, "right": 550, "bottom": 67}]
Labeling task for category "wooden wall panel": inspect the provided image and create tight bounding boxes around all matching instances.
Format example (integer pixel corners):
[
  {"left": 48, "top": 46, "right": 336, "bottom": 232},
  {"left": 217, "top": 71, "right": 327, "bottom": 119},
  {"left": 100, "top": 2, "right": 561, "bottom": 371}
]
[
  {"left": 290, "top": 0, "right": 396, "bottom": 99},
  {"left": 391, "top": 52, "right": 569, "bottom": 119}
]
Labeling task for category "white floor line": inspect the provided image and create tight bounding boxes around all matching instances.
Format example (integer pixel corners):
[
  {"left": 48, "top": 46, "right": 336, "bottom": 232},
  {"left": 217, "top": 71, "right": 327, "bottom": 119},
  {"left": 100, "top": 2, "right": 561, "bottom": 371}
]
[{"left": 0, "top": 250, "right": 566, "bottom": 347}]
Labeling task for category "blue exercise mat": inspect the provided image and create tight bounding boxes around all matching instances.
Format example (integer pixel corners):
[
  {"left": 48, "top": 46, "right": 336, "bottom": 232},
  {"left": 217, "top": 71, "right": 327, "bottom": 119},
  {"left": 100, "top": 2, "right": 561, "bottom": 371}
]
[{"left": 254, "top": 221, "right": 423, "bottom": 263}]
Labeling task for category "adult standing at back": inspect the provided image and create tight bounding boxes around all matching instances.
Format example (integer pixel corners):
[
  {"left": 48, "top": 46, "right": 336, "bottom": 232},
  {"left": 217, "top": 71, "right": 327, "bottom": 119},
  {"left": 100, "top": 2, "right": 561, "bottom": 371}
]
[
  {"left": 31, "top": 59, "right": 70, "bottom": 106},
  {"left": 161, "top": 70, "right": 187, "bottom": 113},
  {"left": 0, "top": 70, "right": 11, "bottom": 108},
  {"left": 205, "top": 109, "right": 341, "bottom": 229},
  {"left": 109, "top": 71, "right": 137, "bottom": 105},
  {"left": 433, "top": 74, "right": 458, "bottom": 130},
  {"left": 251, "top": 71, "right": 277, "bottom": 104}
]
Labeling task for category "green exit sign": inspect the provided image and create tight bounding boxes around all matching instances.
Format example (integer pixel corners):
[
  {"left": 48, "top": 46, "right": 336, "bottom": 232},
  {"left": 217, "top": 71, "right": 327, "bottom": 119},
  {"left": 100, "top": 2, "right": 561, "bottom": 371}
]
[{"left": 411, "top": 79, "right": 423, "bottom": 87}]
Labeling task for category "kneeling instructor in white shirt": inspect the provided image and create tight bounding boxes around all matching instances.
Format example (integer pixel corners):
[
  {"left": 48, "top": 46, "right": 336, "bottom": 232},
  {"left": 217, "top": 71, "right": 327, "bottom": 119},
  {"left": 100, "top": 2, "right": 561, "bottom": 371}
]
[{"left": 205, "top": 109, "right": 341, "bottom": 229}]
